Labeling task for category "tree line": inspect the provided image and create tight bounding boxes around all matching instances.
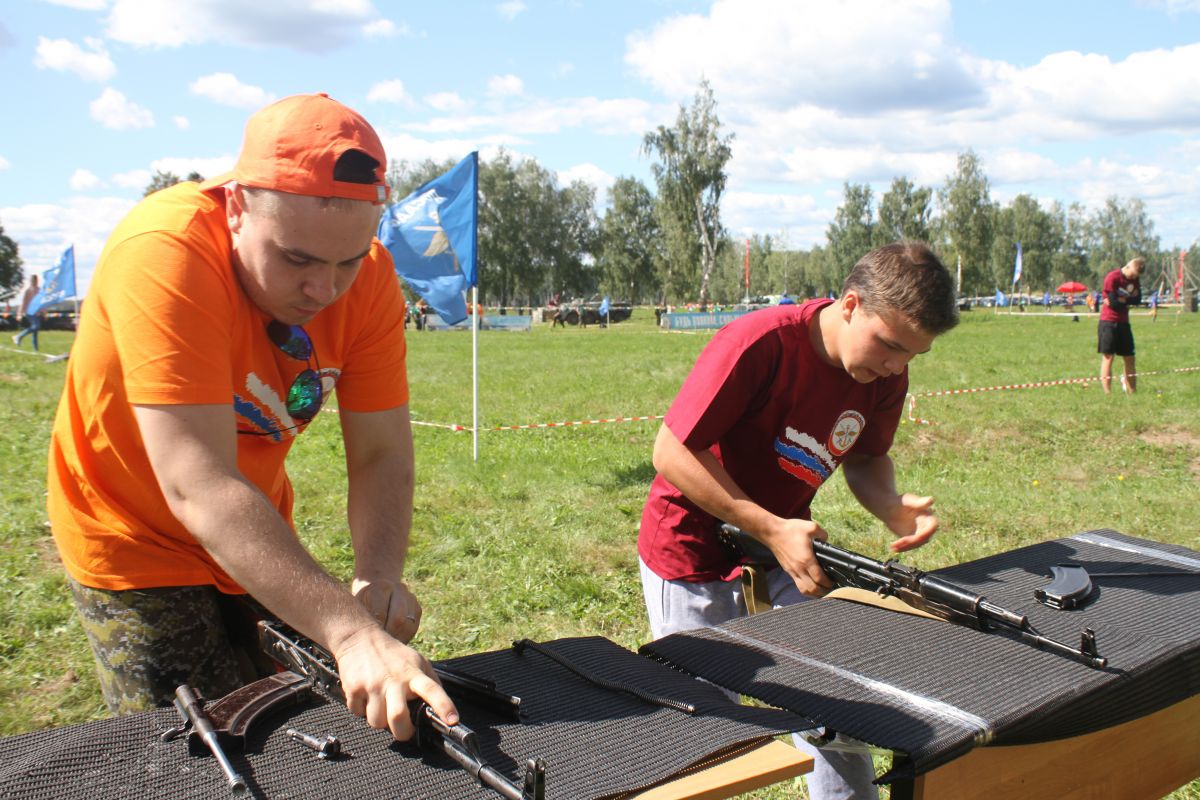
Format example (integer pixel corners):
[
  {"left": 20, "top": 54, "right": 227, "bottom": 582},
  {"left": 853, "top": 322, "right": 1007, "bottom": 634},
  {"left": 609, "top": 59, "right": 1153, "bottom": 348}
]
[
  {"left": 0, "top": 81, "right": 1190, "bottom": 306},
  {"left": 395, "top": 82, "right": 1187, "bottom": 308}
]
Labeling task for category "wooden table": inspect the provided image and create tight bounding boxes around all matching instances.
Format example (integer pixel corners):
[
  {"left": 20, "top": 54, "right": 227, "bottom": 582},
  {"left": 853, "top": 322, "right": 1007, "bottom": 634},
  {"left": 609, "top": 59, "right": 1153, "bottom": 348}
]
[
  {"left": 634, "top": 739, "right": 813, "bottom": 800},
  {"left": 897, "top": 692, "right": 1200, "bottom": 800}
]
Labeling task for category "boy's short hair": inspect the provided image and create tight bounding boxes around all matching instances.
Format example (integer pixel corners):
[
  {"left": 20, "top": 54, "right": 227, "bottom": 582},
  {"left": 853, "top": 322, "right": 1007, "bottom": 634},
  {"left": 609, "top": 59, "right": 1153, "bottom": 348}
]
[{"left": 842, "top": 242, "right": 959, "bottom": 335}]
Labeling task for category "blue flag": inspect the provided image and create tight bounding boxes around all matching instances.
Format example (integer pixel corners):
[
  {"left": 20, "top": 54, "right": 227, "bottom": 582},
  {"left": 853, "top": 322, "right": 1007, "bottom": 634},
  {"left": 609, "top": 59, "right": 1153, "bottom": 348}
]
[
  {"left": 27, "top": 244, "right": 76, "bottom": 315},
  {"left": 598, "top": 296, "right": 610, "bottom": 317},
  {"left": 378, "top": 152, "right": 478, "bottom": 325},
  {"left": 1011, "top": 242, "right": 1023, "bottom": 286}
]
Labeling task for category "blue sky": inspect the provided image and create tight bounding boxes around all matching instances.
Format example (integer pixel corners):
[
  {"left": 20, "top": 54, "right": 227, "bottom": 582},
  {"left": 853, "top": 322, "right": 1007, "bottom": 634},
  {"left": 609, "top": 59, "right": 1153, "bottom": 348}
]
[{"left": 3, "top": 0, "right": 1200, "bottom": 295}]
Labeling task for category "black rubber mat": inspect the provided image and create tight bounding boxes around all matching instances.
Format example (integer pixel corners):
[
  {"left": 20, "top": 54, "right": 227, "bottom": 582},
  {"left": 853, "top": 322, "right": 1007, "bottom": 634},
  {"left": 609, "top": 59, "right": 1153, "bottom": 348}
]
[
  {"left": 0, "top": 636, "right": 813, "bottom": 799},
  {"left": 640, "top": 530, "right": 1200, "bottom": 783}
]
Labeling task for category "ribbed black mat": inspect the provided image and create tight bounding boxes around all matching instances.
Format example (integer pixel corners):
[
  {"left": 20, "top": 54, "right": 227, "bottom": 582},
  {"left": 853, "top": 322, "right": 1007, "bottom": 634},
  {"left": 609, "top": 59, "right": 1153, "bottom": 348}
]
[
  {"left": 0, "top": 636, "right": 813, "bottom": 799},
  {"left": 640, "top": 530, "right": 1200, "bottom": 783}
]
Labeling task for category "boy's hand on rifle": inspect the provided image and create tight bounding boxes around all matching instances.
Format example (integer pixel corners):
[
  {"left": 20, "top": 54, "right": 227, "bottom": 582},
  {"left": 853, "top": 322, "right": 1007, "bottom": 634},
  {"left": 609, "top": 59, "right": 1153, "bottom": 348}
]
[
  {"left": 883, "top": 494, "right": 939, "bottom": 553},
  {"left": 352, "top": 577, "right": 422, "bottom": 643},
  {"left": 333, "top": 625, "right": 458, "bottom": 741},
  {"left": 762, "top": 518, "right": 835, "bottom": 597}
]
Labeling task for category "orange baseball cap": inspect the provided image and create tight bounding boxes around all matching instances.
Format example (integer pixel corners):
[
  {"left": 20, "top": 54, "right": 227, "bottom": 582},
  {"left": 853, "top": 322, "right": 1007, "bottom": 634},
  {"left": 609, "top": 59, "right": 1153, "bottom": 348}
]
[{"left": 201, "top": 93, "right": 390, "bottom": 204}]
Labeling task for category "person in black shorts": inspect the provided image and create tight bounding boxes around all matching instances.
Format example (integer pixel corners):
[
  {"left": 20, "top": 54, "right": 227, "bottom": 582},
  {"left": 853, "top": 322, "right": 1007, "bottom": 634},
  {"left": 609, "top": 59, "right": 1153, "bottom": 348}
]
[{"left": 1098, "top": 257, "right": 1144, "bottom": 394}]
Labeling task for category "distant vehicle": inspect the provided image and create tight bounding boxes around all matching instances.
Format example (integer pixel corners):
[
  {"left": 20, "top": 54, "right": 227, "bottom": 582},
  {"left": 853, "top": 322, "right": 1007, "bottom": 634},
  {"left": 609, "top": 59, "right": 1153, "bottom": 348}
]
[{"left": 547, "top": 298, "right": 634, "bottom": 326}]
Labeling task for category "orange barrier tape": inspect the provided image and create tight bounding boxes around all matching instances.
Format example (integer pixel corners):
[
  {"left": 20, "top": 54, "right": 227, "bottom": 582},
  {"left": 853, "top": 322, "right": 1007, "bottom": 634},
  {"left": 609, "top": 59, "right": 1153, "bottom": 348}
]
[
  {"left": 489, "top": 414, "right": 665, "bottom": 431},
  {"left": 905, "top": 365, "right": 1200, "bottom": 425},
  {"left": 337, "top": 366, "right": 1200, "bottom": 433}
]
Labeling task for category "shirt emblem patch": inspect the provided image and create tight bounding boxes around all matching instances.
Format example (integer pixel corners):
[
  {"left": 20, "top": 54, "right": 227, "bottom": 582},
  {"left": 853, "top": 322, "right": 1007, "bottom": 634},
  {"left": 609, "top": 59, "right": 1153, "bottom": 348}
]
[
  {"left": 774, "top": 426, "right": 834, "bottom": 488},
  {"left": 828, "top": 410, "right": 866, "bottom": 456}
]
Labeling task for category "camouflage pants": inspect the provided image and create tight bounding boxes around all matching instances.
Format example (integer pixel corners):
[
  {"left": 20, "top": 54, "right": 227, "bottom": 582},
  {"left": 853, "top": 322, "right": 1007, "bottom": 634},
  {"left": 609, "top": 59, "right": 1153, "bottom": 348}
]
[{"left": 68, "top": 578, "right": 277, "bottom": 715}]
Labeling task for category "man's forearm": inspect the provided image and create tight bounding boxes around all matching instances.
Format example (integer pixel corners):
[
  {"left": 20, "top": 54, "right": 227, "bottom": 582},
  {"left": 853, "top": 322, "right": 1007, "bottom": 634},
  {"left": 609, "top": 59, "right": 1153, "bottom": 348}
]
[
  {"left": 172, "top": 472, "right": 377, "bottom": 655},
  {"left": 652, "top": 424, "right": 778, "bottom": 538},
  {"left": 347, "top": 450, "right": 413, "bottom": 581},
  {"left": 842, "top": 454, "right": 900, "bottom": 521},
  {"left": 342, "top": 406, "right": 416, "bottom": 583}
]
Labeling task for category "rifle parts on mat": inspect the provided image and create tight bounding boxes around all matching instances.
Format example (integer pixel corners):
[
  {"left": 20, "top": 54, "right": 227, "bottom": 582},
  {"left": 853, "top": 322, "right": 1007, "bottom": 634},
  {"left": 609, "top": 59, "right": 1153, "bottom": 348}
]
[
  {"left": 512, "top": 638, "right": 697, "bottom": 715},
  {"left": 258, "top": 620, "right": 545, "bottom": 800},
  {"left": 718, "top": 524, "right": 1108, "bottom": 669},
  {"left": 1034, "top": 563, "right": 1199, "bottom": 610},
  {"left": 164, "top": 683, "right": 250, "bottom": 796}
]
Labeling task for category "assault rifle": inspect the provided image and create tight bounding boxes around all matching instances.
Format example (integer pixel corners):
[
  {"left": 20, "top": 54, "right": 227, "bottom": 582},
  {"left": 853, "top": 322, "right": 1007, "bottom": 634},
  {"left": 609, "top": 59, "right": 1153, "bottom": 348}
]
[
  {"left": 258, "top": 621, "right": 546, "bottom": 800},
  {"left": 717, "top": 524, "right": 1108, "bottom": 669}
]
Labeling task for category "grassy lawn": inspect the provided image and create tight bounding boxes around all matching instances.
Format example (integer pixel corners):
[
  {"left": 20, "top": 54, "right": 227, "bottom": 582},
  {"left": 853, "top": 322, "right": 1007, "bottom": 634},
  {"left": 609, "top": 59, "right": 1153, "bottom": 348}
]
[{"left": 2, "top": 306, "right": 1198, "bottom": 798}]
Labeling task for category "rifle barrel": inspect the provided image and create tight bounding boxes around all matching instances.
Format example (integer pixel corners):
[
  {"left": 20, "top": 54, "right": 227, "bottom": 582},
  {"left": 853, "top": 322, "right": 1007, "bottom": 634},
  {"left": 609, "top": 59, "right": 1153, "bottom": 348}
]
[
  {"left": 719, "top": 524, "right": 1108, "bottom": 669},
  {"left": 174, "top": 684, "right": 248, "bottom": 795}
]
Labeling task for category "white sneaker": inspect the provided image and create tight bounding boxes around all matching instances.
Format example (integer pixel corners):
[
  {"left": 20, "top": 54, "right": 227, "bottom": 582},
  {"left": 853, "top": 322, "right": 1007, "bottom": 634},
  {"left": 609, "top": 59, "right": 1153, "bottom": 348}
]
[{"left": 10, "top": 334, "right": 18, "bottom": 345}]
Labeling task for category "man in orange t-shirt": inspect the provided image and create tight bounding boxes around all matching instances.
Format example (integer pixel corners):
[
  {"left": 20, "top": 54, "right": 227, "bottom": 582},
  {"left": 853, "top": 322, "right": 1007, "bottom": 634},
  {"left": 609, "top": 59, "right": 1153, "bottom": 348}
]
[{"left": 47, "top": 93, "right": 458, "bottom": 739}]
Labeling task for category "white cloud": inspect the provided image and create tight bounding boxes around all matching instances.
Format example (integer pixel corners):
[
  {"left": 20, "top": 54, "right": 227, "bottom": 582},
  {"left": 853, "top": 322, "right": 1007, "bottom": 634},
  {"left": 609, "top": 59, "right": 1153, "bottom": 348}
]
[
  {"left": 109, "top": 158, "right": 233, "bottom": 190},
  {"left": 0, "top": 155, "right": 9, "bottom": 170},
  {"left": 90, "top": 88, "right": 154, "bottom": 130},
  {"left": 189, "top": 73, "right": 274, "bottom": 109},
  {"left": 367, "top": 79, "right": 411, "bottom": 104},
  {"left": 34, "top": 36, "right": 116, "bottom": 82},
  {"left": 111, "top": 169, "right": 151, "bottom": 189},
  {"left": 1139, "top": 0, "right": 1200, "bottom": 13},
  {"left": 614, "top": 0, "right": 1200, "bottom": 248},
  {"left": 150, "top": 156, "right": 237, "bottom": 182},
  {"left": 173, "top": 115, "right": 190, "bottom": 129},
  {"left": 486, "top": 74, "right": 524, "bottom": 98},
  {"left": 724, "top": 191, "right": 828, "bottom": 252},
  {"left": 556, "top": 163, "right": 614, "bottom": 199},
  {"left": 104, "top": 0, "right": 377, "bottom": 52},
  {"left": 404, "top": 96, "right": 658, "bottom": 138},
  {"left": 43, "top": 0, "right": 109, "bottom": 9},
  {"left": 1007, "top": 45, "right": 1200, "bottom": 130},
  {"left": 984, "top": 150, "right": 1064, "bottom": 185},
  {"left": 363, "top": 18, "right": 409, "bottom": 37},
  {"left": 626, "top": 0, "right": 1200, "bottom": 160},
  {"left": 497, "top": 1, "right": 526, "bottom": 21},
  {"left": 626, "top": 0, "right": 979, "bottom": 113},
  {"left": 2, "top": 196, "right": 138, "bottom": 297},
  {"left": 425, "top": 91, "right": 469, "bottom": 113},
  {"left": 380, "top": 132, "right": 525, "bottom": 168},
  {"left": 69, "top": 169, "right": 103, "bottom": 190}
]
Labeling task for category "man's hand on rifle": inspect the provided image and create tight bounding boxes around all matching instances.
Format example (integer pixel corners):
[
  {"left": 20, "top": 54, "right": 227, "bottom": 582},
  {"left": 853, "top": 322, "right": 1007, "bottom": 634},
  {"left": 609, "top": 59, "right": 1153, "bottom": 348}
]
[
  {"left": 881, "top": 494, "right": 939, "bottom": 553},
  {"left": 352, "top": 576, "right": 421, "bottom": 643},
  {"left": 332, "top": 625, "right": 458, "bottom": 741},
  {"left": 760, "top": 517, "right": 835, "bottom": 597}
]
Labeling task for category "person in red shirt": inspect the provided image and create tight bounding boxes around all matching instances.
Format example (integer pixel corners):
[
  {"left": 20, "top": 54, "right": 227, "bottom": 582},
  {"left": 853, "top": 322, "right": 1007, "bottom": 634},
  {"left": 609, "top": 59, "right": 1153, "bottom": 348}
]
[
  {"left": 47, "top": 93, "right": 457, "bottom": 738},
  {"left": 639, "top": 242, "right": 958, "bottom": 799},
  {"left": 1098, "top": 257, "right": 1144, "bottom": 394}
]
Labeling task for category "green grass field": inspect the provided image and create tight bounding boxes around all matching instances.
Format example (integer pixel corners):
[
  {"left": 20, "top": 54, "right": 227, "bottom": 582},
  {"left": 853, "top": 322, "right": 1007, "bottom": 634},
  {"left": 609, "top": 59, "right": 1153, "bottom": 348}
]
[{"left": 2, "top": 306, "right": 1198, "bottom": 798}]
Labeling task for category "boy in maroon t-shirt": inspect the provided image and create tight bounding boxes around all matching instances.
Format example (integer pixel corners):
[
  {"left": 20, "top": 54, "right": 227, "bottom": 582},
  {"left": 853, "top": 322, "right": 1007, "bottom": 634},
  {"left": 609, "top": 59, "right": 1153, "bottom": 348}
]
[
  {"left": 639, "top": 242, "right": 958, "bottom": 799},
  {"left": 1098, "top": 257, "right": 1144, "bottom": 394}
]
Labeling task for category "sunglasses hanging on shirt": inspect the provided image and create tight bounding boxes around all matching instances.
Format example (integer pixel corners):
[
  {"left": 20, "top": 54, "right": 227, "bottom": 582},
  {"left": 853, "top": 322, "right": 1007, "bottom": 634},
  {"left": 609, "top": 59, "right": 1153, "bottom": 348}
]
[{"left": 237, "top": 321, "right": 325, "bottom": 437}]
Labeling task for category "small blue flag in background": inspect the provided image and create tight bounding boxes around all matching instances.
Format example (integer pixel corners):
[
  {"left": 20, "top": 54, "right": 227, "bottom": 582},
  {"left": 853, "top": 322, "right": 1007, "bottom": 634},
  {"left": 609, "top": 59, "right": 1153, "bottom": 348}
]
[
  {"left": 27, "top": 244, "right": 76, "bottom": 316},
  {"left": 379, "top": 152, "right": 478, "bottom": 325},
  {"left": 598, "top": 296, "right": 610, "bottom": 317},
  {"left": 1011, "top": 242, "right": 1023, "bottom": 286}
]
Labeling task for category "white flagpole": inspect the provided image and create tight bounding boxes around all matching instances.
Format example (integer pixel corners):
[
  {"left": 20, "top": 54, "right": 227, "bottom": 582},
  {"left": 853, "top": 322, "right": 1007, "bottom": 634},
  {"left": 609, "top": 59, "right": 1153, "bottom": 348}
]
[{"left": 472, "top": 285, "right": 479, "bottom": 462}]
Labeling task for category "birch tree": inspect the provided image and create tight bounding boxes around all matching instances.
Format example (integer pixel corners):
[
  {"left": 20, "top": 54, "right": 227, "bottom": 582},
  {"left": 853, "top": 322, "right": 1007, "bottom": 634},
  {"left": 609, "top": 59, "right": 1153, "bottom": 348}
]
[{"left": 642, "top": 79, "right": 733, "bottom": 308}]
